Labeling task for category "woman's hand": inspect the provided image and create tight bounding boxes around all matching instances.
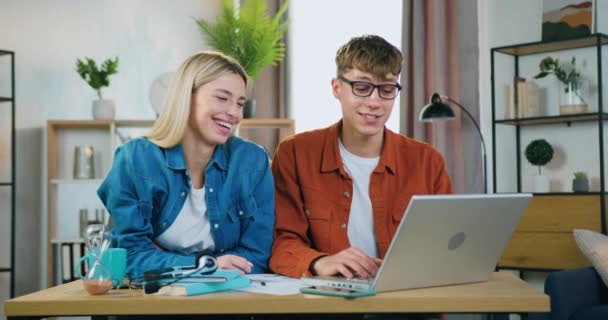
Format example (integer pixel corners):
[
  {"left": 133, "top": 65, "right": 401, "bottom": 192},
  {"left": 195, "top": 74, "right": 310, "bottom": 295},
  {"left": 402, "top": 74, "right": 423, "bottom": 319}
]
[{"left": 217, "top": 254, "right": 253, "bottom": 274}]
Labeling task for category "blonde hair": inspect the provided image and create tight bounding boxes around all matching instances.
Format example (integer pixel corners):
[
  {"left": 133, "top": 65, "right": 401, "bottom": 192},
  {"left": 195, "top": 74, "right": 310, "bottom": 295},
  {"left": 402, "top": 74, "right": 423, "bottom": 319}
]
[
  {"left": 146, "top": 51, "right": 249, "bottom": 148},
  {"left": 336, "top": 35, "right": 403, "bottom": 80}
]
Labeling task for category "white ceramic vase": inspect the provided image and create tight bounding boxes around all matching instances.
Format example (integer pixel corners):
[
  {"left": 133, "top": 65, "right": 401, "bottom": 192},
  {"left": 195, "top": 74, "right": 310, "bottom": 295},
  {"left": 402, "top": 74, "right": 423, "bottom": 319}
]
[
  {"left": 532, "top": 175, "right": 550, "bottom": 193},
  {"left": 92, "top": 99, "right": 116, "bottom": 120}
]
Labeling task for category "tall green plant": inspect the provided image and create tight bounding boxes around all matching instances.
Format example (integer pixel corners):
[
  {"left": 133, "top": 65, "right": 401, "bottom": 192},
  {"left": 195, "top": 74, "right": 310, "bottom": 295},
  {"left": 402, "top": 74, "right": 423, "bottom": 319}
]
[{"left": 196, "top": 0, "right": 288, "bottom": 81}]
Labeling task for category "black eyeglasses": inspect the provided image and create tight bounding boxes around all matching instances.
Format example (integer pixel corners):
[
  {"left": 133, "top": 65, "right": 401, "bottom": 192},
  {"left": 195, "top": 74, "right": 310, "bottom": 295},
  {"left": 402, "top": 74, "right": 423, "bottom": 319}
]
[{"left": 338, "top": 76, "right": 402, "bottom": 100}]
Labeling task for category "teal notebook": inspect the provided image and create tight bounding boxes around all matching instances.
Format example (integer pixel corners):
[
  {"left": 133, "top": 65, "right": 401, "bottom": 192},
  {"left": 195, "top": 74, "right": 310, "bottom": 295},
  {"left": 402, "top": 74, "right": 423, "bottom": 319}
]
[{"left": 156, "top": 270, "right": 250, "bottom": 296}]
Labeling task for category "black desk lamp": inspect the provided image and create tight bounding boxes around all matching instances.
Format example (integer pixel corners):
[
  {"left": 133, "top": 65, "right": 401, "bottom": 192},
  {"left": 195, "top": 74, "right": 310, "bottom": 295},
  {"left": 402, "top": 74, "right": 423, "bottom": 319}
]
[{"left": 419, "top": 93, "right": 488, "bottom": 193}]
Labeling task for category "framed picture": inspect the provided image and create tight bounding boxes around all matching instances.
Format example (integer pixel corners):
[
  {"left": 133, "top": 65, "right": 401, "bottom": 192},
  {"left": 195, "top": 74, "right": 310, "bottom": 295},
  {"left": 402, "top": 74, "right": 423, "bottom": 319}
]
[{"left": 542, "top": 0, "right": 595, "bottom": 41}]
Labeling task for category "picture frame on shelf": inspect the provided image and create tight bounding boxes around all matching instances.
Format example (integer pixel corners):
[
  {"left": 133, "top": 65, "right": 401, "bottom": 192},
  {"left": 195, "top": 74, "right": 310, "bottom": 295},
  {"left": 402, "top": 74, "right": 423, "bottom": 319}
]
[{"left": 541, "top": 0, "right": 595, "bottom": 42}]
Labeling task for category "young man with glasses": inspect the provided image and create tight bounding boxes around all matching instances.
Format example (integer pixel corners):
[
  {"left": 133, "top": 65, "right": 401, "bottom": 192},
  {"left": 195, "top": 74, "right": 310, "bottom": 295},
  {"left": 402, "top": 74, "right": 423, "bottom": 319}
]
[{"left": 270, "top": 35, "right": 453, "bottom": 280}]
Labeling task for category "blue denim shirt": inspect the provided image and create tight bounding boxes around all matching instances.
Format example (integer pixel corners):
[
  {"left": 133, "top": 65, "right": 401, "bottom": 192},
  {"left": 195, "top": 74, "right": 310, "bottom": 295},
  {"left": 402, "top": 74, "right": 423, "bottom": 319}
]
[{"left": 97, "top": 137, "right": 275, "bottom": 279}]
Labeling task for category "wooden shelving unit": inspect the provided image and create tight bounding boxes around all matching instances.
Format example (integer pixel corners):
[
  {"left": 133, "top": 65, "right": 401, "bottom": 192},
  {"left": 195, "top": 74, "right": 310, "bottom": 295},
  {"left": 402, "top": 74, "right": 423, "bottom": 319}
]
[{"left": 491, "top": 34, "right": 607, "bottom": 271}]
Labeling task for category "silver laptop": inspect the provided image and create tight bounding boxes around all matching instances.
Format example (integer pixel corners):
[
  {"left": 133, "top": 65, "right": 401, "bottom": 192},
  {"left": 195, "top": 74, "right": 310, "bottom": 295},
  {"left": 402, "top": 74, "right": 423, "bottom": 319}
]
[{"left": 302, "top": 193, "right": 531, "bottom": 293}]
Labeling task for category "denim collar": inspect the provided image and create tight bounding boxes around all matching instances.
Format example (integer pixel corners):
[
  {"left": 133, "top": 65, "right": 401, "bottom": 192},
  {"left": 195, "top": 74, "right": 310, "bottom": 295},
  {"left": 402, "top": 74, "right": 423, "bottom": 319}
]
[{"left": 164, "top": 142, "right": 229, "bottom": 172}]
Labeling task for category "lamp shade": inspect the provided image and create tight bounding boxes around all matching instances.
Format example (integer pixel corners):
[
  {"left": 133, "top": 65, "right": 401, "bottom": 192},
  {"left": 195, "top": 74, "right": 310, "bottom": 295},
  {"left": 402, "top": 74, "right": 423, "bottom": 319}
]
[
  {"left": 419, "top": 93, "right": 455, "bottom": 122},
  {"left": 417, "top": 92, "right": 488, "bottom": 193}
]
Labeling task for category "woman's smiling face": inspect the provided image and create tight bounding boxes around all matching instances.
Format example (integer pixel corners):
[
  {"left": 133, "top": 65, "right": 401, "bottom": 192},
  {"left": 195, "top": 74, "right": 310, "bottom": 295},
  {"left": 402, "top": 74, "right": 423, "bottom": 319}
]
[{"left": 187, "top": 72, "right": 247, "bottom": 146}]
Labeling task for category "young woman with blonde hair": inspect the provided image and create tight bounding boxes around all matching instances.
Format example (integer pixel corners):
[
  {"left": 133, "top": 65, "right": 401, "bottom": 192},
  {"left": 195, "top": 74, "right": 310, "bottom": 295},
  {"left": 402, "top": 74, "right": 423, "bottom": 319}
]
[{"left": 98, "top": 51, "right": 274, "bottom": 279}]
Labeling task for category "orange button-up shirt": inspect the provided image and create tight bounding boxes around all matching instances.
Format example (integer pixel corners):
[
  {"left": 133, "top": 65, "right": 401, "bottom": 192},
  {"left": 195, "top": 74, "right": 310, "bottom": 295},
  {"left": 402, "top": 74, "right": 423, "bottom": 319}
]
[{"left": 270, "top": 121, "right": 454, "bottom": 278}]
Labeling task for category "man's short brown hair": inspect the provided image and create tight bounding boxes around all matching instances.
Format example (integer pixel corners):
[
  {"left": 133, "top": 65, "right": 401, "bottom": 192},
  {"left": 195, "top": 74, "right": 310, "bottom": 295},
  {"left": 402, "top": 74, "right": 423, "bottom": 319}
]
[{"left": 335, "top": 35, "right": 403, "bottom": 80}]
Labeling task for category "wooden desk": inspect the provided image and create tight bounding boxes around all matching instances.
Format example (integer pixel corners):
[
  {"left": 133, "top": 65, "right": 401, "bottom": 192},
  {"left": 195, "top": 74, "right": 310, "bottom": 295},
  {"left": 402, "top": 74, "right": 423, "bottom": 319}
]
[{"left": 4, "top": 272, "right": 548, "bottom": 319}]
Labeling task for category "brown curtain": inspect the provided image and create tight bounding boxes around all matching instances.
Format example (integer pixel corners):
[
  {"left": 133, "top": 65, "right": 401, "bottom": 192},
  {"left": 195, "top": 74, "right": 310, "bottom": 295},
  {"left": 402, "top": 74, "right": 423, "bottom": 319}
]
[{"left": 401, "top": 0, "right": 481, "bottom": 193}]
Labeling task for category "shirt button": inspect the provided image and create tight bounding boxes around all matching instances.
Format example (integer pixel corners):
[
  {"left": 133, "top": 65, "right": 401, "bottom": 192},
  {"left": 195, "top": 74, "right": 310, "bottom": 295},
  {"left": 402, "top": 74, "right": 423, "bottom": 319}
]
[
  {"left": 238, "top": 210, "right": 244, "bottom": 216},
  {"left": 343, "top": 191, "right": 350, "bottom": 198},
  {"left": 162, "top": 222, "right": 167, "bottom": 227},
  {"left": 341, "top": 223, "right": 347, "bottom": 229},
  {"left": 305, "top": 209, "right": 311, "bottom": 216},
  {"left": 180, "top": 192, "right": 186, "bottom": 197},
  {"left": 209, "top": 188, "right": 214, "bottom": 193},
  {"left": 220, "top": 249, "right": 224, "bottom": 253},
  {"left": 214, "top": 223, "right": 219, "bottom": 229}
]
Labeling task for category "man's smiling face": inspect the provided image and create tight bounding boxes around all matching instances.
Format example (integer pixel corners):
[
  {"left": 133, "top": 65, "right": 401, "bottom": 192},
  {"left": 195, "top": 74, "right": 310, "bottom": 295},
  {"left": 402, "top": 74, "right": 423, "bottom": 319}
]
[{"left": 332, "top": 68, "right": 398, "bottom": 139}]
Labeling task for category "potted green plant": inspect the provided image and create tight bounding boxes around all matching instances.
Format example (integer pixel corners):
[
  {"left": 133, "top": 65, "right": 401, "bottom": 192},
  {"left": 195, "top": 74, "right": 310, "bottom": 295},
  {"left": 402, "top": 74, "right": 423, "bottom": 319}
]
[
  {"left": 533, "top": 56, "right": 587, "bottom": 114},
  {"left": 524, "top": 139, "right": 554, "bottom": 192},
  {"left": 573, "top": 171, "right": 589, "bottom": 193},
  {"left": 76, "top": 57, "right": 119, "bottom": 120},
  {"left": 196, "top": 0, "right": 288, "bottom": 118}
]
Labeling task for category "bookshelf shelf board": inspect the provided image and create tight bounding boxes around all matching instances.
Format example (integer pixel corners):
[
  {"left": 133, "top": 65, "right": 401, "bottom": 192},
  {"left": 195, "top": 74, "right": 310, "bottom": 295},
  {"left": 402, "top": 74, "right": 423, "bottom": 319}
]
[
  {"left": 494, "top": 112, "right": 608, "bottom": 126},
  {"left": 493, "top": 33, "right": 608, "bottom": 56},
  {"left": 0, "top": 267, "right": 12, "bottom": 272},
  {"left": 240, "top": 118, "right": 294, "bottom": 128},
  {"left": 50, "top": 238, "right": 84, "bottom": 244},
  {"left": 0, "top": 97, "right": 13, "bottom": 102},
  {"left": 50, "top": 179, "right": 104, "bottom": 185},
  {"left": 47, "top": 119, "right": 155, "bottom": 128}
]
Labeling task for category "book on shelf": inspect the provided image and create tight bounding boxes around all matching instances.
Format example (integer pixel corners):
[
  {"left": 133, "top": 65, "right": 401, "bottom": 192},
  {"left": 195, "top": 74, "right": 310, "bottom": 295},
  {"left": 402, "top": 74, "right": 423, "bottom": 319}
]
[
  {"left": 513, "top": 77, "right": 526, "bottom": 118},
  {"left": 508, "top": 77, "right": 541, "bottom": 119},
  {"left": 61, "top": 241, "right": 85, "bottom": 283},
  {"left": 153, "top": 269, "right": 250, "bottom": 296},
  {"left": 523, "top": 81, "right": 541, "bottom": 117},
  {"left": 504, "top": 84, "right": 512, "bottom": 119}
]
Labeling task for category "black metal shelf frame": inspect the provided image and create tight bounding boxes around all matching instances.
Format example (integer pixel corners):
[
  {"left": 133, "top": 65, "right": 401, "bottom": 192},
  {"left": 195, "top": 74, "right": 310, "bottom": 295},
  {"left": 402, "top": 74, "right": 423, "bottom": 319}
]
[
  {"left": 490, "top": 34, "right": 607, "bottom": 236},
  {"left": 0, "top": 49, "right": 16, "bottom": 298}
]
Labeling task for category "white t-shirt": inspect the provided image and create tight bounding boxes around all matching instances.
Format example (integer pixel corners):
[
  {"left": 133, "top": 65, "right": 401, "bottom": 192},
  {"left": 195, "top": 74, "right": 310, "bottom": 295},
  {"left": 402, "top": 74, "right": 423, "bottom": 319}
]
[
  {"left": 338, "top": 139, "right": 380, "bottom": 258},
  {"left": 155, "top": 186, "right": 215, "bottom": 254}
]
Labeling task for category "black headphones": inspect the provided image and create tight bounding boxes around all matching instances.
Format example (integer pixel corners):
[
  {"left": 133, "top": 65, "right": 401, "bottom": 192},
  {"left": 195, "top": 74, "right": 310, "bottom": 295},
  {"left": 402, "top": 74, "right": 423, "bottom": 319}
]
[{"left": 143, "top": 254, "right": 218, "bottom": 294}]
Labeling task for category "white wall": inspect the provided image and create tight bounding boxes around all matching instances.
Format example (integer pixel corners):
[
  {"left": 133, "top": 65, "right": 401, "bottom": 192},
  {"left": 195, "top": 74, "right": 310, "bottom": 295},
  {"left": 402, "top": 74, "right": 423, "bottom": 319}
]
[
  {"left": 0, "top": 0, "right": 220, "bottom": 299},
  {"left": 287, "top": 0, "right": 403, "bottom": 133},
  {"left": 478, "top": 0, "right": 543, "bottom": 193}
]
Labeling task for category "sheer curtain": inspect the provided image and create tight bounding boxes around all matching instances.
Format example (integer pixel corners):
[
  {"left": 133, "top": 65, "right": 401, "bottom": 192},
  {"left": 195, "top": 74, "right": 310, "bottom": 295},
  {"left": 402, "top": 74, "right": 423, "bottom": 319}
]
[{"left": 401, "top": 0, "right": 481, "bottom": 193}]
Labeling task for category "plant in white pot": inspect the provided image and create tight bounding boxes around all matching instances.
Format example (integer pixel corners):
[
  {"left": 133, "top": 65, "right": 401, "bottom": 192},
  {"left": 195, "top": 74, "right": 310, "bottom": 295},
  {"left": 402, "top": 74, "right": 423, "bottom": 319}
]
[
  {"left": 572, "top": 171, "right": 589, "bottom": 193},
  {"left": 524, "top": 139, "right": 554, "bottom": 193},
  {"left": 76, "top": 57, "right": 119, "bottom": 120},
  {"left": 534, "top": 56, "right": 587, "bottom": 115},
  {"left": 196, "top": 0, "right": 288, "bottom": 118}
]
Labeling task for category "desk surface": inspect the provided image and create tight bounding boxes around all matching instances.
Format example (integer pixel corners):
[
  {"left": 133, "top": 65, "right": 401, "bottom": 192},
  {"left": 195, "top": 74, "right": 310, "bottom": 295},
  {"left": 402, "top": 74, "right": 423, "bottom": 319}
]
[{"left": 4, "top": 272, "right": 549, "bottom": 317}]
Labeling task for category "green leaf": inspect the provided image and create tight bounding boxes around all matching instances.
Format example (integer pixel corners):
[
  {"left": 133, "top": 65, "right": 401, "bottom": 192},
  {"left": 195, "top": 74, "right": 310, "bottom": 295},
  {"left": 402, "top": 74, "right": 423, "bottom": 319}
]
[
  {"left": 74, "top": 56, "right": 119, "bottom": 99},
  {"left": 536, "top": 55, "right": 584, "bottom": 88},
  {"left": 195, "top": 0, "right": 289, "bottom": 81}
]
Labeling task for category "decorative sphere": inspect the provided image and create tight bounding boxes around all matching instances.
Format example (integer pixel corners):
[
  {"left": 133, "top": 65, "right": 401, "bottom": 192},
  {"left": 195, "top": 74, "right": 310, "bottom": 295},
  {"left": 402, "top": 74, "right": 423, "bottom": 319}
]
[{"left": 525, "top": 139, "right": 554, "bottom": 166}]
